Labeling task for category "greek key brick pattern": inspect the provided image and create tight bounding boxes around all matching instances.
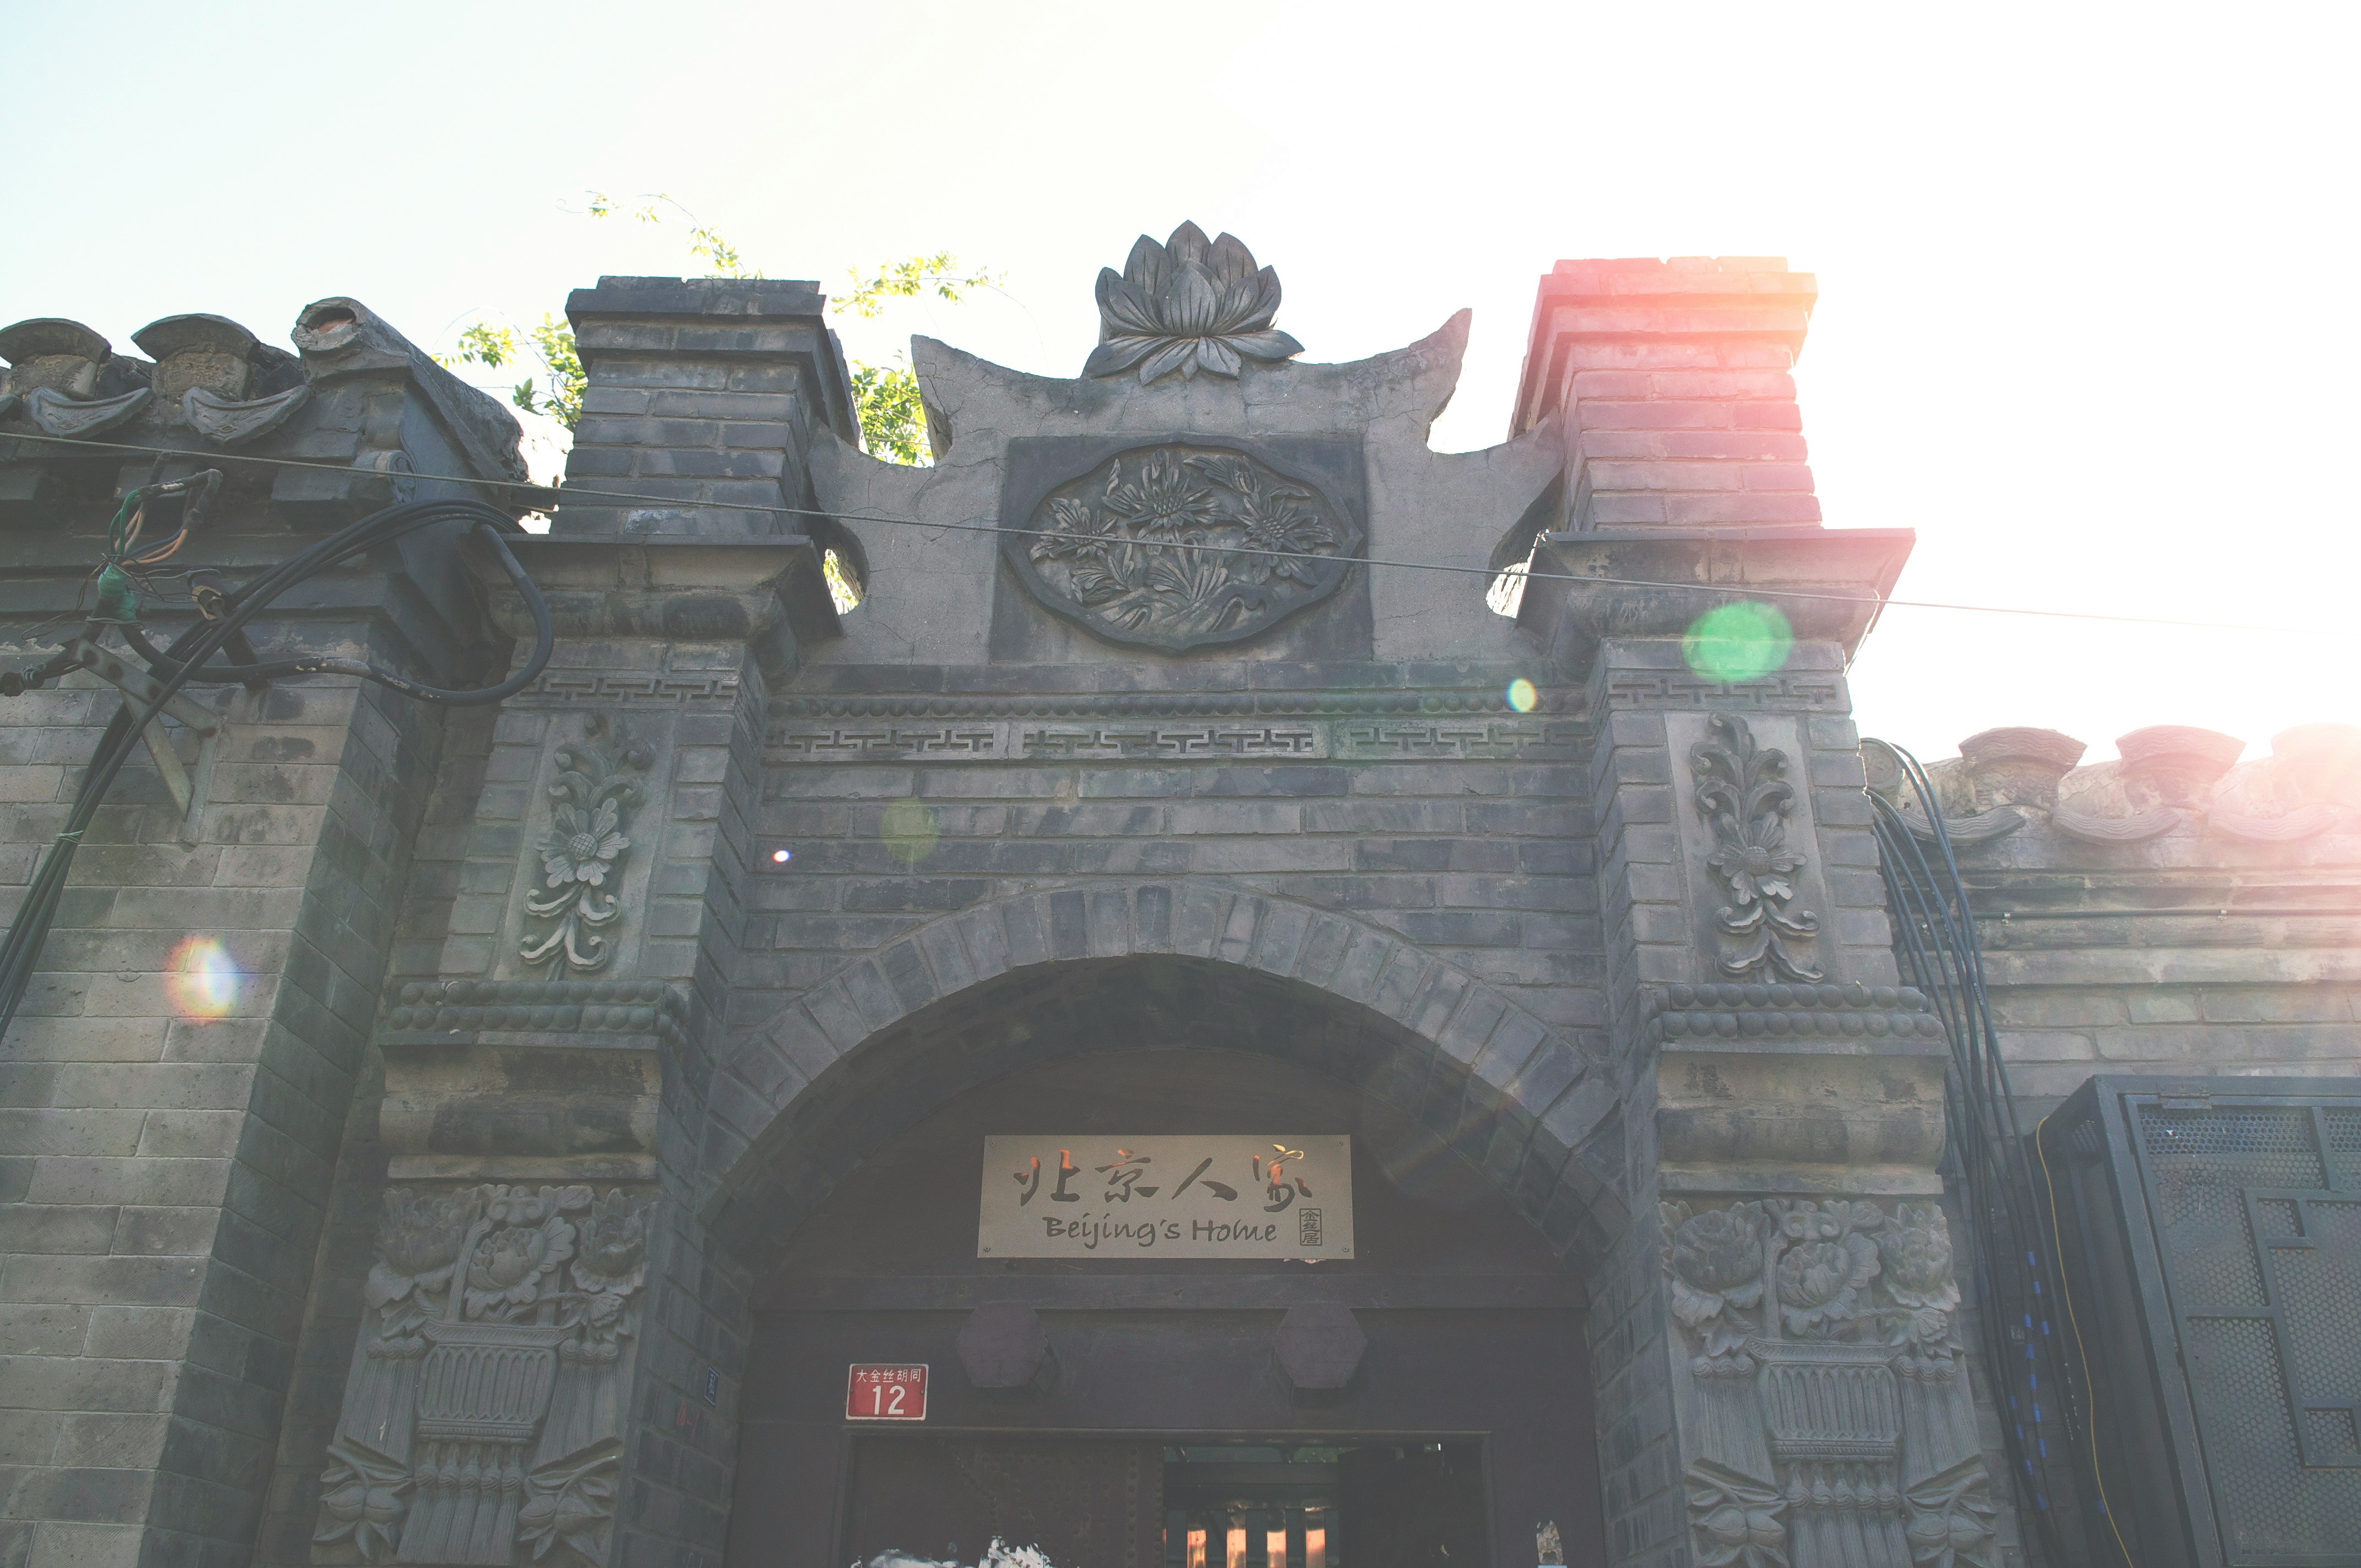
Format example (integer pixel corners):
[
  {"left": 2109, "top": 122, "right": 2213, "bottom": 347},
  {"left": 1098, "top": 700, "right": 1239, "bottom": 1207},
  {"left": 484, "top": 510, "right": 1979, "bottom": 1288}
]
[
  {"left": 1602, "top": 672, "right": 1844, "bottom": 711},
  {"left": 762, "top": 717, "right": 1586, "bottom": 764},
  {"left": 518, "top": 671, "right": 743, "bottom": 704},
  {"left": 770, "top": 725, "right": 1002, "bottom": 760},
  {"left": 1024, "top": 725, "right": 1321, "bottom": 759}
]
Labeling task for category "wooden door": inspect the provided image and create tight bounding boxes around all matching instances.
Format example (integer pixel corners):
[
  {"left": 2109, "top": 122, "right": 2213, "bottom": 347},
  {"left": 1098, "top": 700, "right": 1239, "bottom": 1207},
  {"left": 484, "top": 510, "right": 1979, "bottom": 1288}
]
[{"left": 1338, "top": 1444, "right": 1489, "bottom": 1567}]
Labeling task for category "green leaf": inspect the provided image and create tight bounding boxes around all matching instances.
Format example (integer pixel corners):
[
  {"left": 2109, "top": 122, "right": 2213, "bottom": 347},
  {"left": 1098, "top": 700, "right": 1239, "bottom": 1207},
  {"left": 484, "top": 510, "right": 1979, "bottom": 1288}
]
[
  {"left": 528, "top": 314, "right": 584, "bottom": 428},
  {"left": 836, "top": 253, "right": 1002, "bottom": 319},
  {"left": 850, "top": 357, "right": 930, "bottom": 466},
  {"left": 453, "top": 321, "right": 520, "bottom": 369}
]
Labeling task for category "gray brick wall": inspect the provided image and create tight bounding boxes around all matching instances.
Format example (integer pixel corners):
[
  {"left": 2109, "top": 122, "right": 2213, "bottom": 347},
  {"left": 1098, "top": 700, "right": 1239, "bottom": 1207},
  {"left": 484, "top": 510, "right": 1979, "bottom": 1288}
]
[
  {"left": 0, "top": 643, "right": 443, "bottom": 1568},
  {"left": 741, "top": 698, "right": 1604, "bottom": 1055}
]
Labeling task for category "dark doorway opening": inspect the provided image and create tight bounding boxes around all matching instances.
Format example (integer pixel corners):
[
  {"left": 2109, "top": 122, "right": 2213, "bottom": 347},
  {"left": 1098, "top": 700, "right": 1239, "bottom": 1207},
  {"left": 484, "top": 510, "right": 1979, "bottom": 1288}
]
[
  {"left": 1162, "top": 1440, "right": 1486, "bottom": 1568},
  {"left": 840, "top": 1437, "right": 1491, "bottom": 1568},
  {"left": 727, "top": 1021, "right": 1604, "bottom": 1568}
]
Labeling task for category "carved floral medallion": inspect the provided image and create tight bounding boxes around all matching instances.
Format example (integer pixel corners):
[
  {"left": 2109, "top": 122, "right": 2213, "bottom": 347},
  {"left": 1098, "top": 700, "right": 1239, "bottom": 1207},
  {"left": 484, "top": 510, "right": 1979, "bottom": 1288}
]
[{"left": 1008, "top": 444, "right": 1361, "bottom": 651}]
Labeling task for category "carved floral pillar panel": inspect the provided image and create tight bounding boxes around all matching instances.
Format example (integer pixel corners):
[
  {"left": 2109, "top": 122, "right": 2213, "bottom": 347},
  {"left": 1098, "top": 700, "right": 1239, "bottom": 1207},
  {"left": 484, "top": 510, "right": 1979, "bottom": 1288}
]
[
  {"left": 1661, "top": 1197, "right": 1995, "bottom": 1568},
  {"left": 1558, "top": 576, "right": 2000, "bottom": 1566},
  {"left": 315, "top": 538, "right": 831, "bottom": 1568},
  {"left": 1630, "top": 709, "right": 1995, "bottom": 1568},
  {"left": 314, "top": 1186, "right": 654, "bottom": 1567}
]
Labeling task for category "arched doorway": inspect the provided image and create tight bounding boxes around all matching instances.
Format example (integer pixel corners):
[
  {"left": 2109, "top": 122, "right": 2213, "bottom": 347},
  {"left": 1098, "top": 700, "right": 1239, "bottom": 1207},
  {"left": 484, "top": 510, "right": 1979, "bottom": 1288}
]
[{"left": 713, "top": 953, "right": 1612, "bottom": 1567}]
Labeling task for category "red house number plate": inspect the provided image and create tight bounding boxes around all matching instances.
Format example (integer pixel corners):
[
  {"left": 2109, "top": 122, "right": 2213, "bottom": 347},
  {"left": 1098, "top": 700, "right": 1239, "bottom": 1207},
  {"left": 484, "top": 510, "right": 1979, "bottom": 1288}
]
[{"left": 845, "top": 1363, "right": 928, "bottom": 1422}]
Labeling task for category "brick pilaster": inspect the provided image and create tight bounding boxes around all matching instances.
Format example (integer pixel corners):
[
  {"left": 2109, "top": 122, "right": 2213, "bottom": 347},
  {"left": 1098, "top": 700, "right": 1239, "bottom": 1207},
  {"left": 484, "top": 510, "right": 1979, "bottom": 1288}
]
[
  {"left": 554, "top": 277, "right": 859, "bottom": 538},
  {"left": 1512, "top": 257, "right": 1819, "bottom": 531}
]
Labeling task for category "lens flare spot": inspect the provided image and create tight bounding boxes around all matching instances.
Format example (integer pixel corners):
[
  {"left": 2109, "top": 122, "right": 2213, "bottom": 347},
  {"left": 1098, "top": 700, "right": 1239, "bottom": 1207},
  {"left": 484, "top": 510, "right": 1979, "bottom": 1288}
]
[
  {"left": 770, "top": 848, "right": 792, "bottom": 864},
  {"left": 1682, "top": 601, "right": 1794, "bottom": 685},
  {"left": 165, "top": 937, "right": 238, "bottom": 1020},
  {"left": 1504, "top": 678, "right": 1539, "bottom": 714},
  {"left": 881, "top": 798, "right": 940, "bottom": 867}
]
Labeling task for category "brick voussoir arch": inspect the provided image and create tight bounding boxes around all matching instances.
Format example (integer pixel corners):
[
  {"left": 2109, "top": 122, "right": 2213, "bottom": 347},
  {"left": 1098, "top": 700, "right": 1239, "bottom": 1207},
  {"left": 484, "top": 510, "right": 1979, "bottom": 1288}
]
[{"left": 700, "top": 880, "right": 1628, "bottom": 1261}]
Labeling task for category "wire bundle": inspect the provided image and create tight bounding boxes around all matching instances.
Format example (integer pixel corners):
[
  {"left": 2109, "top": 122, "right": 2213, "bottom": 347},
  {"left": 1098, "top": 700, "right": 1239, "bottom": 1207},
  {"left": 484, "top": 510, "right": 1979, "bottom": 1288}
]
[
  {"left": 0, "top": 496, "right": 553, "bottom": 1042},
  {"left": 1867, "top": 745, "right": 2119, "bottom": 1566}
]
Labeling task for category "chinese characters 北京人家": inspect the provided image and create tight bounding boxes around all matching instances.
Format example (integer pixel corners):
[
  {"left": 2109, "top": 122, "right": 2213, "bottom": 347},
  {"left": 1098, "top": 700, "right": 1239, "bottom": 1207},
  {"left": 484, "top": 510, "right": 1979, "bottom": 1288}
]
[{"left": 1010, "top": 1144, "right": 1313, "bottom": 1212}]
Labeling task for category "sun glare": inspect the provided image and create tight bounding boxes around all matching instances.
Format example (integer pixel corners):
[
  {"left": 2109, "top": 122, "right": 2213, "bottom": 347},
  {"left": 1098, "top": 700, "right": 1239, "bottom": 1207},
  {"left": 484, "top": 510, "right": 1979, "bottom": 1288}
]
[{"left": 165, "top": 936, "right": 240, "bottom": 1020}]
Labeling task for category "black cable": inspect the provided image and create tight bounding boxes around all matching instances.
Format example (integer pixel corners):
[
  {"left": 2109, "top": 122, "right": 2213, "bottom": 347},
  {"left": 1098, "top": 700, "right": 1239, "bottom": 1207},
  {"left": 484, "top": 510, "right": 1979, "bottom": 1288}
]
[
  {"left": 110, "top": 526, "right": 552, "bottom": 705},
  {"left": 0, "top": 498, "right": 554, "bottom": 1042},
  {"left": 1866, "top": 745, "right": 2125, "bottom": 1567},
  {"left": 0, "top": 429, "right": 2328, "bottom": 640}
]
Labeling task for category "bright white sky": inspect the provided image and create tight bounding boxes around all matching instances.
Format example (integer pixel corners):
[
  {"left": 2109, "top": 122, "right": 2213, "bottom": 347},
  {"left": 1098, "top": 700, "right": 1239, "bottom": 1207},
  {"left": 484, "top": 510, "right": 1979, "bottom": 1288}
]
[{"left": 7, "top": 1, "right": 2353, "bottom": 762}]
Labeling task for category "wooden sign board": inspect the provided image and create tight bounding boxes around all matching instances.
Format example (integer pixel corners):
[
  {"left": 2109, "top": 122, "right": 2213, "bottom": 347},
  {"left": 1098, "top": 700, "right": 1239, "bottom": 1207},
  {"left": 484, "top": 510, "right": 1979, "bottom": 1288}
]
[
  {"left": 845, "top": 1363, "right": 928, "bottom": 1422},
  {"left": 978, "top": 1135, "right": 1353, "bottom": 1260}
]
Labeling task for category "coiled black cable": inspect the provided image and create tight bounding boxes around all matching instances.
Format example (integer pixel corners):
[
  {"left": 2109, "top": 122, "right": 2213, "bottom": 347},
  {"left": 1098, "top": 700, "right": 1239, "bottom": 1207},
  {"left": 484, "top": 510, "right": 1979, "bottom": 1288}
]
[
  {"left": 1867, "top": 744, "right": 2119, "bottom": 1567},
  {"left": 0, "top": 498, "right": 552, "bottom": 1043}
]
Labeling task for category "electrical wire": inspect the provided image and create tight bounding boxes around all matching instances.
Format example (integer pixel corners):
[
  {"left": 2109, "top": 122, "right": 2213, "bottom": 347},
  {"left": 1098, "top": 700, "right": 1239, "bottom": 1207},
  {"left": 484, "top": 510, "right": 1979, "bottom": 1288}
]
[
  {"left": 1866, "top": 744, "right": 2126, "bottom": 1568},
  {"left": 2035, "top": 1112, "right": 2137, "bottom": 1568},
  {"left": 0, "top": 497, "right": 553, "bottom": 1044},
  {"left": 0, "top": 429, "right": 2331, "bottom": 639}
]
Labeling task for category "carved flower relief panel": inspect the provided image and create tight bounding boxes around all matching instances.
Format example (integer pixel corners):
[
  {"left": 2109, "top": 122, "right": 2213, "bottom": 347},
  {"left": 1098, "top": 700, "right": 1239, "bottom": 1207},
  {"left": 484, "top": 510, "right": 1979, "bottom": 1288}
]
[
  {"left": 1664, "top": 713, "right": 1842, "bottom": 984},
  {"left": 313, "top": 1185, "right": 655, "bottom": 1567},
  {"left": 1658, "top": 1198, "right": 1998, "bottom": 1568},
  {"left": 999, "top": 440, "right": 1366, "bottom": 654},
  {"left": 497, "top": 715, "right": 660, "bottom": 981}
]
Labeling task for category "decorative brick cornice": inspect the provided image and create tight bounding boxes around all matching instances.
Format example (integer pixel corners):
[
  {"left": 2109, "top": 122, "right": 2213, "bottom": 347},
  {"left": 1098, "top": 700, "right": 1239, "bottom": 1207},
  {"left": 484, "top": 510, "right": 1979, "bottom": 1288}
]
[
  {"left": 1643, "top": 981, "right": 1943, "bottom": 1046},
  {"left": 769, "top": 687, "right": 1547, "bottom": 720},
  {"left": 387, "top": 977, "right": 690, "bottom": 1045},
  {"left": 763, "top": 715, "right": 1587, "bottom": 765}
]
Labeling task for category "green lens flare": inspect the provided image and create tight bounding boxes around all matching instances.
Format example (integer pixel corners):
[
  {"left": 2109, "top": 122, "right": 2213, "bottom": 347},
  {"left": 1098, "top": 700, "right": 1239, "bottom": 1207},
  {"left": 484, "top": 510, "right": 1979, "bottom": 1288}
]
[
  {"left": 1504, "top": 678, "right": 1538, "bottom": 713},
  {"left": 1682, "top": 602, "right": 1795, "bottom": 685},
  {"left": 882, "top": 798, "right": 940, "bottom": 867}
]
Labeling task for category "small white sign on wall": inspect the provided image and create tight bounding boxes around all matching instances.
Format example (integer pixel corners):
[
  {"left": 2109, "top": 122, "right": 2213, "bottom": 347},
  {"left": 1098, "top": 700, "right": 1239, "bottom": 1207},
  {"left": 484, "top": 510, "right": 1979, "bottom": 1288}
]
[{"left": 977, "top": 1135, "right": 1354, "bottom": 1259}]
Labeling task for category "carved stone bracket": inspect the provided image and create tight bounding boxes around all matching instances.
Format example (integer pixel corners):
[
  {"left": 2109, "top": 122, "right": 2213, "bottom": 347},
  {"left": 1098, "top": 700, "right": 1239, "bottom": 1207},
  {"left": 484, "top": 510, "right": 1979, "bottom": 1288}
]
[
  {"left": 1661, "top": 1197, "right": 1998, "bottom": 1568},
  {"left": 314, "top": 1185, "right": 654, "bottom": 1566},
  {"left": 1689, "top": 714, "right": 1824, "bottom": 982}
]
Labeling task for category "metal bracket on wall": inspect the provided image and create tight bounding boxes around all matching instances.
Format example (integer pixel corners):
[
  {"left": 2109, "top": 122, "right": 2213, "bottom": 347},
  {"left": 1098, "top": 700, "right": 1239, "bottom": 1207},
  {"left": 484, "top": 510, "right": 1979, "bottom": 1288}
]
[{"left": 62, "top": 638, "right": 235, "bottom": 850}]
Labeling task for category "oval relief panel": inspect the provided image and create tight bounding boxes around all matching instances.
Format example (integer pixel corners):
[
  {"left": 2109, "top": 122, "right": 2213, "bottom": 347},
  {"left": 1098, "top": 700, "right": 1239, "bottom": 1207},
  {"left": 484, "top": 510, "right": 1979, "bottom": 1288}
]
[{"left": 1004, "top": 443, "right": 1364, "bottom": 652}]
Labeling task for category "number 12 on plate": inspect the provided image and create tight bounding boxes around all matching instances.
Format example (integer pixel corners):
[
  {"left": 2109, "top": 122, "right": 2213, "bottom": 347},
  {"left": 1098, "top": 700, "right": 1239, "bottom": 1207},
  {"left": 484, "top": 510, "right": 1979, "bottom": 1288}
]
[{"left": 845, "top": 1363, "right": 929, "bottom": 1422}]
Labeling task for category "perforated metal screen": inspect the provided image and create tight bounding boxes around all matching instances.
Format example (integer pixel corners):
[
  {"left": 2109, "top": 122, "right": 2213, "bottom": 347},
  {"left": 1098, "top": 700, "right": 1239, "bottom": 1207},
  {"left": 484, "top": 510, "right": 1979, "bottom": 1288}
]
[{"left": 2052, "top": 1078, "right": 2361, "bottom": 1568}]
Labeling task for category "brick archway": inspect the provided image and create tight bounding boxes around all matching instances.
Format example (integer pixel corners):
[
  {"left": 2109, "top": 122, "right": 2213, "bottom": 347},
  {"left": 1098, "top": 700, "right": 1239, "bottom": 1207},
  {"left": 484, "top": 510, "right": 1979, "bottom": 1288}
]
[{"left": 698, "top": 880, "right": 1628, "bottom": 1264}]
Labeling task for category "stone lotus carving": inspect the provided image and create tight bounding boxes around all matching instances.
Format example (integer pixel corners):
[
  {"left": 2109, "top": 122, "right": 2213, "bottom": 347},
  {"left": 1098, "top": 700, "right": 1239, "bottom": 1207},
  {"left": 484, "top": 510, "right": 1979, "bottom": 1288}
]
[
  {"left": 521, "top": 717, "right": 650, "bottom": 974},
  {"left": 1690, "top": 715, "right": 1824, "bottom": 982},
  {"left": 1012, "top": 444, "right": 1359, "bottom": 651},
  {"left": 1659, "top": 1198, "right": 1996, "bottom": 1568},
  {"left": 314, "top": 1185, "right": 652, "bottom": 1567},
  {"left": 1084, "top": 222, "right": 1304, "bottom": 384}
]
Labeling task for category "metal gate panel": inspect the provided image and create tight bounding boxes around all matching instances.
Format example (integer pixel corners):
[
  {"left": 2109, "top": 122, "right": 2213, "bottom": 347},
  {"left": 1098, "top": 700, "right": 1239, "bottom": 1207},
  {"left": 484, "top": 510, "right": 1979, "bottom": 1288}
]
[{"left": 2049, "top": 1077, "right": 2361, "bottom": 1568}]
